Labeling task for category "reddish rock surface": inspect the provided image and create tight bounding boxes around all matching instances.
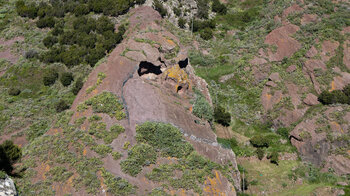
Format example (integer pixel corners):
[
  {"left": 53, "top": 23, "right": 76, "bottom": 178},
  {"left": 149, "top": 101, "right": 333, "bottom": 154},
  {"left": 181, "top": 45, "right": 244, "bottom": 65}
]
[
  {"left": 290, "top": 106, "right": 350, "bottom": 175},
  {"left": 286, "top": 64, "right": 297, "bottom": 73},
  {"left": 69, "top": 6, "right": 240, "bottom": 195},
  {"left": 301, "top": 14, "right": 318, "bottom": 25},
  {"left": 264, "top": 24, "right": 301, "bottom": 61},
  {"left": 303, "top": 93, "right": 320, "bottom": 106},
  {"left": 320, "top": 40, "right": 339, "bottom": 62},
  {"left": 282, "top": 4, "right": 303, "bottom": 17}
]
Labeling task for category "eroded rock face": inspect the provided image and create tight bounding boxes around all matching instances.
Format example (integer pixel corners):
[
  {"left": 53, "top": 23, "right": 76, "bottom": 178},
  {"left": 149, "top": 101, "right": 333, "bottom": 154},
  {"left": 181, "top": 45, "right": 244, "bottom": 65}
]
[
  {"left": 0, "top": 176, "right": 17, "bottom": 196},
  {"left": 264, "top": 24, "right": 301, "bottom": 62},
  {"left": 290, "top": 106, "right": 350, "bottom": 175},
  {"left": 70, "top": 6, "right": 240, "bottom": 195}
]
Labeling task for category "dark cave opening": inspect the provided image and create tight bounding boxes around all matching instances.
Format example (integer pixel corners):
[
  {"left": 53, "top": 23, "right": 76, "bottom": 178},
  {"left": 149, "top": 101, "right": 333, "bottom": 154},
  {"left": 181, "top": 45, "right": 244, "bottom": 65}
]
[
  {"left": 179, "top": 58, "right": 188, "bottom": 68},
  {"left": 137, "top": 61, "right": 162, "bottom": 76}
]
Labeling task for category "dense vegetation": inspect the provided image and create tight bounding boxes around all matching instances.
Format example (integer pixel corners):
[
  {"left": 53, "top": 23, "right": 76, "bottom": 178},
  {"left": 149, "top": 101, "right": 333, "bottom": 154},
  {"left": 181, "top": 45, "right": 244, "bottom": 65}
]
[
  {"left": 15, "top": 0, "right": 134, "bottom": 67},
  {"left": 318, "top": 84, "right": 350, "bottom": 105}
]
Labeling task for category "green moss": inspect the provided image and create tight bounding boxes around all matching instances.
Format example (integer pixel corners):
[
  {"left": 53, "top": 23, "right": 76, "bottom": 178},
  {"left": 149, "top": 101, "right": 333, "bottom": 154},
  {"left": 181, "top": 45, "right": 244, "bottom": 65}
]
[{"left": 112, "top": 151, "right": 122, "bottom": 160}]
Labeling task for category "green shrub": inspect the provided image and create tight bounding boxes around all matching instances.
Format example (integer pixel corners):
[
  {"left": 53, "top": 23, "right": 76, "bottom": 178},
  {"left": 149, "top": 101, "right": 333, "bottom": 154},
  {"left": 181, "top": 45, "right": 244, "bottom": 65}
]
[
  {"left": 276, "top": 127, "right": 289, "bottom": 139},
  {"left": 268, "top": 151, "right": 279, "bottom": 165},
  {"left": 36, "top": 16, "right": 56, "bottom": 28},
  {"left": 178, "top": 18, "right": 186, "bottom": 29},
  {"left": 8, "top": 88, "right": 21, "bottom": 96},
  {"left": 0, "top": 171, "right": 6, "bottom": 179},
  {"left": 120, "top": 143, "right": 157, "bottom": 176},
  {"left": 343, "top": 84, "right": 350, "bottom": 97},
  {"left": 112, "top": 151, "right": 122, "bottom": 160},
  {"left": 56, "top": 100, "right": 70, "bottom": 113},
  {"left": 0, "top": 140, "right": 22, "bottom": 175},
  {"left": 92, "top": 144, "right": 112, "bottom": 157},
  {"left": 214, "top": 105, "right": 231, "bottom": 126},
  {"left": 173, "top": 7, "right": 181, "bottom": 17},
  {"left": 60, "top": 72, "right": 74, "bottom": 87},
  {"left": 153, "top": 0, "right": 168, "bottom": 18},
  {"left": 212, "top": 0, "right": 227, "bottom": 15},
  {"left": 72, "top": 77, "right": 84, "bottom": 95},
  {"left": 192, "top": 91, "right": 213, "bottom": 122},
  {"left": 318, "top": 90, "right": 349, "bottom": 105},
  {"left": 85, "top": 92, "right": 125, "bottom": 120},
  {"left": 43, "top": 35, "right": 58, "bottom": 48},
  {"left": 200, "top": 28, "right": 213, "bottom": 40},
  {"left": 16, "top": 1, "right": 38, "bottom": 19},
  {"left": 100, "top": 168, "right": 135, "bottom": 195},
  {"left": 43, "top": 69, "right": 59, "bottom": 86},
  {"left": 136, "top": 122, "right": 194, "bottom": 158},
  {"left": 24, "top": 49, "right": 38, "bottom": 59},
  {"left": 250, "top": 135, "right": 270, "bottom": 148},
  {"left": 196, "top": 0, "right": 209, "bottom": 19},
  {"left": 256, "top": 148, "right": 264, "bottom": 160}
]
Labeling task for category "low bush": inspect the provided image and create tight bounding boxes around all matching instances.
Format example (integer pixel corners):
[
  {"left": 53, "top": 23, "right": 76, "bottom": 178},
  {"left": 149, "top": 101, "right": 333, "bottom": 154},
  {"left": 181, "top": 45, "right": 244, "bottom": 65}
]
[
  {"left": 192, "top": 90, "right": 213, "bottom": 122},
  {"left": 60, "top": 72, "right": 74, "bottom": 87},
  {"left": 276, "top": 127, "right": 289, "bottom": 139},
  {"left": 84, "top": 92, "right": 125, "bottom": 120},
  {"left": 56, "top": 99, "right": 70, "bottom": 113},
  {"left": 24, "top": 49, "right": 38, "bottom": 59},
  {"left": 120, "top": 143, "right": 157, "bottom": 176},
  {"left": 178, "top": 18, "right": 186, "bottom": 29},
  {"left": 153, "top": 0, "right": 168, "bottom": 18},
  {"left": 212, "top": 0, "right": 227, "bottom": 15},
  {"left": 8, "top": 88, "right": 21, "bottom": 96},
  {"left": 43, "top": 35, "right": 58, "bottom": 48},
  {"left": 72, "top": 77, "right": 84, "bottom": 95},
  {"left": 256, "top": 148, "right": 264, "bottom": 160},
  {"left": 200, "top": 28, "right": 213, "bottom": 40},
  {"left": 36, "top": 16, "right": 56, "bottom": 28},
  {"left": 136, "top": 122, "right": 194, "bottom": 158},
  {"left": 43, "top": 69, "right": 59, "bottom": 86},
  {"left": 250, "top": 135, "right": 270, "bottom": 148},
  {"left": 268, "top": 151, "right": 279, "bottom": 165},
  {"left": 318, "top": 90, "right": 349, "bottom": 105},
  {"left": 214, "top": 105, "right": 231, "bottom": 126}
]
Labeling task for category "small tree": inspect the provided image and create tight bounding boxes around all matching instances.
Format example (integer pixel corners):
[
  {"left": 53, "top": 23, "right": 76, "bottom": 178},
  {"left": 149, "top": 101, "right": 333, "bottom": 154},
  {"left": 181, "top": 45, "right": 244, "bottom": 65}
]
[
  {"left": 256, "top": 148, "right": 264, "bottom": 160},
  {"left": 178, "top": 18, "right": 186, "bottom": 29},
  {"left": 0, "top": 140, "right": 22, "bottom": 175},
  {"left": 200, "top": 28, "right": 213, "bottom": 40},
  {"left": 60, "top": 72, "right": 74, "bottom": 87},
  {"left": 214, "top": 105, "right": 231, "bottom": 126},
  {"left": 43, "top": 69, "right": 59, "bottom": 86},
  {"left": 212, "top": 0, "right": 227, "bottom": 15}
]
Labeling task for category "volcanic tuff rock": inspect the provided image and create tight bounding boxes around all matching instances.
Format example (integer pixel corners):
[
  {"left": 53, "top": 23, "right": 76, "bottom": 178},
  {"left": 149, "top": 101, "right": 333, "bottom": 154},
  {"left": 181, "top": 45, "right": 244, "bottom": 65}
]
[
  {"left": 290, "top": 106, "right": 350, "bottom": 175},
  {"left": 0, "top": 176, "right": 17, "bottom": 196},
  {"left": 69, "top": 6, "right": 240, "bottom": 195}
]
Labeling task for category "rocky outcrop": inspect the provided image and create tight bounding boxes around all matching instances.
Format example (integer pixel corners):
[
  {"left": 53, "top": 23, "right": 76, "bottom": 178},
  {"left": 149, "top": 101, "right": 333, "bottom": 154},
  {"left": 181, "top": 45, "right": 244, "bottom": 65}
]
[
  {"left": 264, "top": 24, "right": 301, "bottom": 62},
  {"left": 290, "top": 106, "right": 350, "bottom": 175},
  {"left": 0, "top": 176, "right": 17, "bottom": 196},
  {"left": 69, "top": 6, "right": 240, "bottom": 195}
]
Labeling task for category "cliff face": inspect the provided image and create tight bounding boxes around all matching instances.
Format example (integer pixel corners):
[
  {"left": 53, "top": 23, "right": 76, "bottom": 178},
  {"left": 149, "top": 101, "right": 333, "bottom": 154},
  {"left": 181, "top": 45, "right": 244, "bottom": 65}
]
[{"left": 69, "top": 6, "right": 240, "bottom": 195}]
